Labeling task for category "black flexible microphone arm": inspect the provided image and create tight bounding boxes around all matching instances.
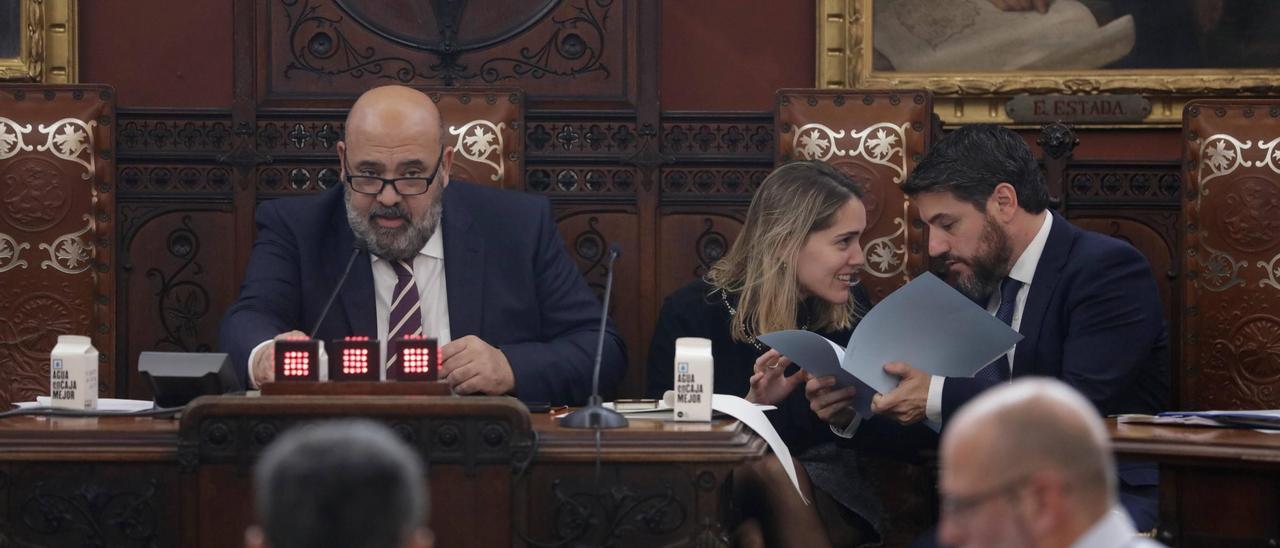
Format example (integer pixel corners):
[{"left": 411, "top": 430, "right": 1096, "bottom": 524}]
[
  {"left": 310, "top": 243, "right": 365, "bottom": 338},
  {"left": 588, "top": 243, "right": 622, "bottom": 405}
]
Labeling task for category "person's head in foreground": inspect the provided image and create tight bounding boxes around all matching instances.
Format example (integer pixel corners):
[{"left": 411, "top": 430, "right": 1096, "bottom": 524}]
[
  {"left": 902, "top": 123, "right": 1049, "bottom": 302},
  {"left": 939, "top": 378, "right": 1140, "bottom": 548},
  {"left": 246, "top": 419, "right": 432, "bottom": 548}
]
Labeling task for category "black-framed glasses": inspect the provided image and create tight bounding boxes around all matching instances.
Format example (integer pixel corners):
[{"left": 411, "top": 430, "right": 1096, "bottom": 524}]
[{"left": 342, "top": 148, "right": 444, "bottom": 196}]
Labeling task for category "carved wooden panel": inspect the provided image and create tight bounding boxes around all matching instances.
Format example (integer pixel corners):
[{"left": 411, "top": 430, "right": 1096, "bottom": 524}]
[
  {"left": 0, "top": 85, "right": 116, "bottom": 407},
  {"left": 0, "top": 463, "right": 181, "bottom": 547},
  {"left": 118, "top": 208, "right": 239, "bottom": 400},
  {"left": 261, "top": 0, "right": 637, "bottom": 105},
  {"left": 775, "top": 89, "right": 934, "bottom": 303},
  {"left": 656, "top": 211, "right": 745, "bottom": 306},
  {"left": 552, "top": 208, "right": 641, "bottom": 396},
  {"left": 1182, "top": 100, "right": 1280, "bottom": 410}
]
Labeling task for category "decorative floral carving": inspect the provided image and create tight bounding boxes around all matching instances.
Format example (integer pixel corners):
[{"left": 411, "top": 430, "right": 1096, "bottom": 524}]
[
  {"left": 1260, "top": 253, "right": 1280, "bottom": 291},
  {"left": 1197, "top": 134, "right": 1251, "bottom": 189},
  {"left": 0, "top": 231, "right": 29, "bottom": 272},
  {"left": 791, "top": 122, "right": 908, "bottom": 183},
  {"left": 1194, "top": 243, "right": 1246, "bottom": 292},
  {"left": 38, "top": 214, "right": 94, "bottom": 274},
  {"left": 449, "top": 120, "right": 506, "bottom": 182},
  {"left": 35, "top": 118, "right": 97, "bottom": 180},
  {"left": 1207, "top": 315, "right": 1280, "bottom": 405},
  {"left": 1216, "top": 176, "right": 1280, "bottom": 253},
  {"left": 0, "top": 117, "right": 35, "bottom": 159},
  {"left": 862, "top": 217, "right": 908, "bottom": 279},
  {"left": 479, "top": 0, "right": 613, "bottom": 83},
  {"left": 1, "top": 156, "right": 69, "bottom": 231},
  {"left": 1257, "top": 136, "right": 1280, "bottom": 176}
]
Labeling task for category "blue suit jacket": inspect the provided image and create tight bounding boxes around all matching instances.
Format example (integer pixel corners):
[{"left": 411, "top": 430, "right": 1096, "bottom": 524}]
[
  {"left": 217, "top": 181, "right": 627, "bottom": 405},
  {"left": 854, "top": 212, "right": 1169, "bottom": 529}
]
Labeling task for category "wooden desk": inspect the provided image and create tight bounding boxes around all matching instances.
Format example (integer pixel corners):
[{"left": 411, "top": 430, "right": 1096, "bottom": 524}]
[
  {"left": 1109, "top": 419, "right": 1280, "bottom": 547},
  {"left": 0, "top": 396, "right": 766, "bottom": 547}
]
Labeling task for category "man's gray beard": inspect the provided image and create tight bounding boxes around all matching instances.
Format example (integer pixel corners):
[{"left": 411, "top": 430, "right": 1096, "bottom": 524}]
[
  {"left": 345, "top": 192, "right": 442, "bottom": 261},
  {"left": 954, "top": 216, "right": 1013, "bottom": 302}
]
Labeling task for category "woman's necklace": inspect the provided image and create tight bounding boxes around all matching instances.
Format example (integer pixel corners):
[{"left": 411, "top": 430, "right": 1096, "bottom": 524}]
[{"left": 718, "top": 289, "right": 808, "bottom": 351}]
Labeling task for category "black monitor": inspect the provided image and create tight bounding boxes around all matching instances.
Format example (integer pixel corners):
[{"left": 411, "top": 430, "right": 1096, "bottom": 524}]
[{"left": 138, "top": 352, "right": 240, "bottom": 407}]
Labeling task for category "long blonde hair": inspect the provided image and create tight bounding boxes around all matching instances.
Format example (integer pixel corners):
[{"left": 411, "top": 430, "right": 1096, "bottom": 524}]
[{"left": 707, "top": 161, "right": 866, "bottom": 343}]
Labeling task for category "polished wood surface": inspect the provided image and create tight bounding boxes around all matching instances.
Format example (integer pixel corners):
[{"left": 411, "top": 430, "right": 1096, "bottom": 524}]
[
  {"left": 1110, "top": 418, "right": 1280, "bottom": 465},
  {"left": 0, "top": 395, "right": 765, "bottom": 547}
]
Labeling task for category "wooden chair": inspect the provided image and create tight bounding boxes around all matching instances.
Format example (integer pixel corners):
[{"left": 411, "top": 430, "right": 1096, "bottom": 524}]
[
  {"left": 1181, "top": 99, "right": 1280, "bottom": 410},
  {"left": 0, "top": 84, "right": 116, "bottom": 407}
]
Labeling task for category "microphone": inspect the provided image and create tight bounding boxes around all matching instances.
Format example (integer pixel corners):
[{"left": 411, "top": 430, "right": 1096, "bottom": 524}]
[
  {"left": 559, "top": 243, "right": 628, "bottom": 429},
  {"left": 310, "top": 242, "right": 365, "bottom": 337}
]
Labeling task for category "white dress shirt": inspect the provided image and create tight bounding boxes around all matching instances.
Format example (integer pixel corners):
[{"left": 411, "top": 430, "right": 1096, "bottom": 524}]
[
  {"left": 1071, "top": 507, "right": 1165, "bottom": 548},
  {"left": 246, "top": 227, "right": 452, "bottom": 387},
  {"left": 924, "top": 211, "right": 1053, "bottom": 423}
]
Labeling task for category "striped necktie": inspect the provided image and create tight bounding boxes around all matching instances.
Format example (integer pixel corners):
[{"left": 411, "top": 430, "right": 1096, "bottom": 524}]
[
  {"left": 974, "top": 276, "right": 1023, "bottom": 382},
  {"left": 387, "top": 259, "right": 423, "bottom": 369}
]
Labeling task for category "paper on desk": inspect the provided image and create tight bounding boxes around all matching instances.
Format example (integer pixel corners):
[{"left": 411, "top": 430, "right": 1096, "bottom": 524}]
[
  {"left": 607, "top": 398, "right": 775, "bottom": 418},
  {"left": 760, "top": 273, "right": 1021, "bottom": 422},
  {"left": 708, "top": 394, "right": 809, "bottom": 505},
  {"left": 13, "top": 397, "right": 155, "bottom": 412}
]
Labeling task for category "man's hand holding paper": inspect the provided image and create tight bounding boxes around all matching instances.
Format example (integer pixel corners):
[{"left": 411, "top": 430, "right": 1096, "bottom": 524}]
[{"left": 759, "top": 273, "right": 1022, "bottom": 432}]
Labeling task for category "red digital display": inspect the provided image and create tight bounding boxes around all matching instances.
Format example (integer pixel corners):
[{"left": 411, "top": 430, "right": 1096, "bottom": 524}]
[
  {"left": 389, "top": 336, "right": 438, "bottom": 381},
  {"left": 328, "top": 336, "right": 379, "bottom": 381},
  {"left": 274, "top": 339, "right": 321, "bottom": 382},
  {"left": 282, "top": 350, "right": 311, "bottom": 377}
]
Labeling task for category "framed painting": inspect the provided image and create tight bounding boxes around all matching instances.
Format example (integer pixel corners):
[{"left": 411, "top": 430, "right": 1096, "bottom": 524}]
[
  {"left": 0, "top": 0, "right": 77, "bottom": 82},
  {"left": 817, "top": 0, "right": 1280, "bottom": 125}
]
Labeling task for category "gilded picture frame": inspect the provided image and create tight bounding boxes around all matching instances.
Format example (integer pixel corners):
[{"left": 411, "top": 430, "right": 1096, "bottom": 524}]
[
  {"left": 0, "top": 0, "right": 77, "bottom": 83},
  {"left": 817, "top": 0, "right": 1280, "bottom": 126}
]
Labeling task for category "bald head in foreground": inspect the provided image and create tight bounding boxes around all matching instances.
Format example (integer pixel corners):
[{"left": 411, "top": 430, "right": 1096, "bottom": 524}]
[
  {"left": 938, "top": 378, "right": 1164, "bottom": 548},
  {"left": 246, "top": 419, "right": 433, "bottom": 548},
  {"left": 219, "top": 84, "right": 626, "bottom": 403}
]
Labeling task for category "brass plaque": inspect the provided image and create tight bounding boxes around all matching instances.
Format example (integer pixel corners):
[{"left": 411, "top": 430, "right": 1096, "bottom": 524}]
[{"left": 1006, "top": 95, "right": 1151, "bottom": 124}]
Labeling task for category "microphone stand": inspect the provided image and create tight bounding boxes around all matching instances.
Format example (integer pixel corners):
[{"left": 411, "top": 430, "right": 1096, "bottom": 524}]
[{"left": 559, "top": 244, "right": 628, "bottom": 429}]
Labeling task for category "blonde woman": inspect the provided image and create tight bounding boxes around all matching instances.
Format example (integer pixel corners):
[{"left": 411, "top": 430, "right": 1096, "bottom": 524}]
[{"left": 647, "top": 161, "right": 878, "bottom": 547}]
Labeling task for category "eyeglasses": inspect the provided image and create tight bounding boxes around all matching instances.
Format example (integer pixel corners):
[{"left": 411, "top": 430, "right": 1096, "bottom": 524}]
[
  {"left": 342, "top": 148, "right": 444, "bottom": 196},
  {"left": 940, "top": 474, "right": 1030, "bottom": 518}
]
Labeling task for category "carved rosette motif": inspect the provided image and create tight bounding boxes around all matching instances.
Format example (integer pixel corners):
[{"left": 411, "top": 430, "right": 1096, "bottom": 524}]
[
  {"left": 35, "top": 118, "right": 98, "bottom": 180},
  {"left": 0, "top": 231, "right": 31, "bottom": 272},
  {"left": 1191, "top": 133, "right": 1280, "bottom": 289},
  {"left": 790, "top": 122, "right": 909, "bottom": 279},
  {"left": 0, "top": 117, "right": 36, "bottom": 159},
  {"left": 448, "top": 120, "right": 506, "bottom": 182},
  {"left": 37, "top": 214, "right": 94, "bottom": 275}
]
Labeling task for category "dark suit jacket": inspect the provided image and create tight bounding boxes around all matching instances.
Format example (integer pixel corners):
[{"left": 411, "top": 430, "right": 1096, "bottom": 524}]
[
  {"left": 217, "top": 181, "right": 626, "bottom": 405},
  {"left": 853, "top": 212, "right": 1169, "bottom": 529},
  {"left": 940, "top": 212, "right": 1169, "bottom": 420}
]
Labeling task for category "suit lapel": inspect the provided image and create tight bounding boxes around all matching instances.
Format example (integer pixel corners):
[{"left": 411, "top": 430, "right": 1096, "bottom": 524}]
[
  {"left": 325, "top": 200, "right": 377, "bottom": 338},
  {"left": 443, "top": 185, "right": 485, "bottom": 337},
  {"left": 1014, "top": 212, "right": 1072, "bottom": 376}
]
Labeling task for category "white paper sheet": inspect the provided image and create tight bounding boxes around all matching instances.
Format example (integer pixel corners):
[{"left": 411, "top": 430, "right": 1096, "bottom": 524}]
[
  {"left": 709, "top": 394, "right": 810, "bottom": 505},
  {"left": 759, "top": 273, "right": 1022, "bottom": 425},
  {"left": 13, "top": 397, "right": 155, "bottom": 412}
]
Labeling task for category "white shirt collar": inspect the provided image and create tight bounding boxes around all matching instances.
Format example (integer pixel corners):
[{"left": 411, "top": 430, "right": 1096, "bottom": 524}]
[
  {"left": 369, "top": 225, "right": 444, "bottom": 264},
  {"left": 1007, "top": 212, "right": 1053, "bottom": 286},
  {"left": 1070, "top": 506, "right": 1141, "bottom": 548}
]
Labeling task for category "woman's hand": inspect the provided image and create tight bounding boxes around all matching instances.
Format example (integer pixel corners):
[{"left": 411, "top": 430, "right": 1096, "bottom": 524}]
[{"left": 745, "top": 349, "right": 808, "bottom": 405}]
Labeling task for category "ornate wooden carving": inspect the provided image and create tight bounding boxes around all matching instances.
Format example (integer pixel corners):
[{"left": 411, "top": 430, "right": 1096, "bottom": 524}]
[
  {"left": 775, "top": 89, "right": 934, "bottom": 303},
  {"left": 0, "top": 464, "right": 181, "bottom": 547},
  {"left": 0, "top": 85, "right": 116, "bottom": 407},
  {"left": 1181, "top": 100, "right": 1280, "bottom": 410},
  {"left": 262, "top": 0, "right": 636, "bottom": 104}
]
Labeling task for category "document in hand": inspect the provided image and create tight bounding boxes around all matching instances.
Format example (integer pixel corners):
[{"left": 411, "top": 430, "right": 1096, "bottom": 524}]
[{"left": 758, "top": 273, "right": 1022, "bottom": 420}]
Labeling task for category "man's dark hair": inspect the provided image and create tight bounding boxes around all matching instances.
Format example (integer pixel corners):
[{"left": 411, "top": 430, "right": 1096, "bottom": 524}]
[
  {"left": 902, "top": 124, "right": 1049, "bottom": 214},
  {"left": 254, "top": 419, "right": 427, "bottom": 548}
]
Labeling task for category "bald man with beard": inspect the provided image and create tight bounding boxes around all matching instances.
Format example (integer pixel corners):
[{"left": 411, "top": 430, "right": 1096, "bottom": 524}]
[
  {"left": 219, "top": 85, "right": 625, "bottom": 405},
  {"left": 938, "top": 378, "right": 1164, "bottom": 548}
]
